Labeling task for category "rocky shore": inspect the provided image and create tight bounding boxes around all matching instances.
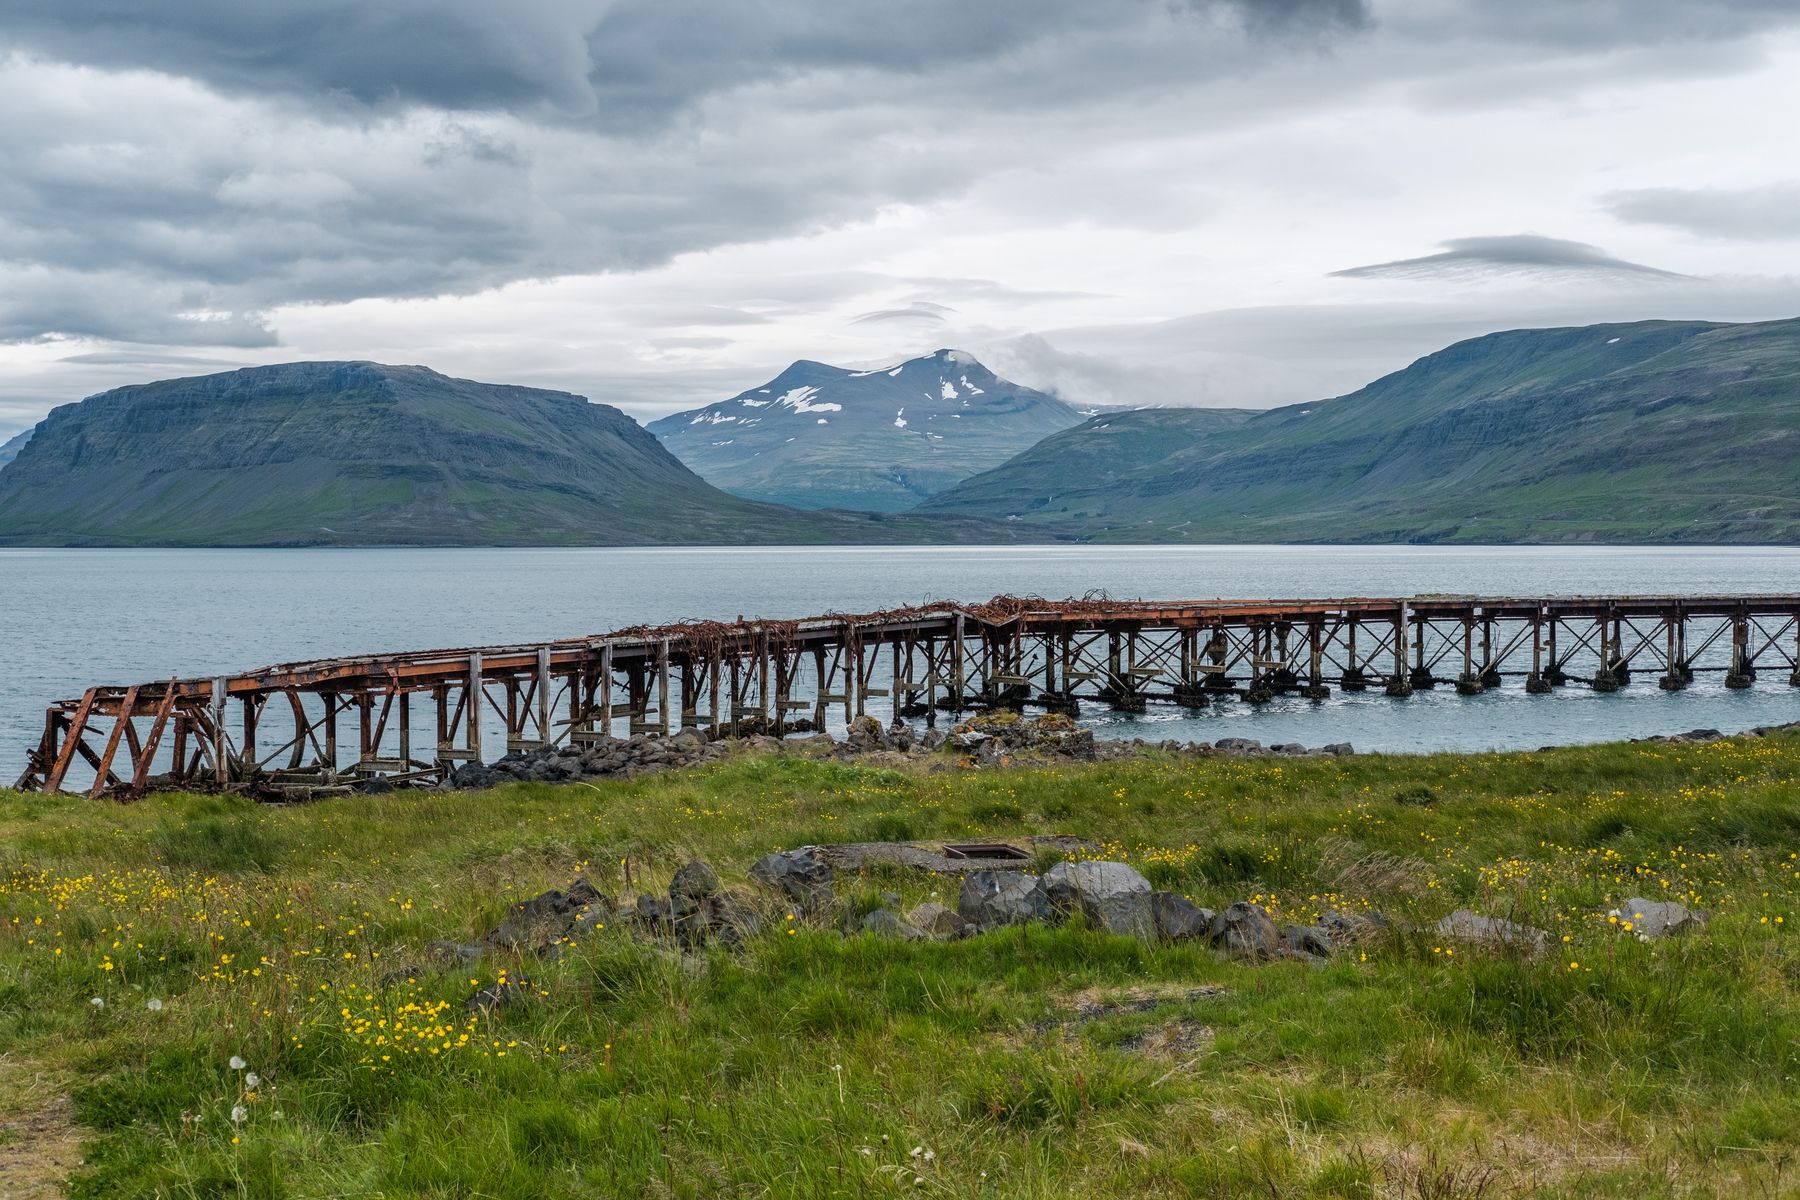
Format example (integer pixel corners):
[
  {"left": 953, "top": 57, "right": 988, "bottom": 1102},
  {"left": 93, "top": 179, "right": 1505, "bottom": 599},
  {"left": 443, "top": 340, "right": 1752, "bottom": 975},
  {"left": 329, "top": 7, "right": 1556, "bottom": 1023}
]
[{"left": 443, "top": 710, "right": 1354, "bottom": 791}]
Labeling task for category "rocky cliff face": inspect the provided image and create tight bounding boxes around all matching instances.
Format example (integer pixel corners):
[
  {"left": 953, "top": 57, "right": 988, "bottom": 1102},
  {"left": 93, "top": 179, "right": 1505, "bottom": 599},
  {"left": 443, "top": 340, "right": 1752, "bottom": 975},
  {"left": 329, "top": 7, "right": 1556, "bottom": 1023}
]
[
  {"left": 921, "top": 317, "right": 1800, "bottom": 544},
  {"left": 0, "top": 361, "right": 998, "bottom": 546},
  {"left": 649, "top": 349, "right": 1087, "bottom": 511}
]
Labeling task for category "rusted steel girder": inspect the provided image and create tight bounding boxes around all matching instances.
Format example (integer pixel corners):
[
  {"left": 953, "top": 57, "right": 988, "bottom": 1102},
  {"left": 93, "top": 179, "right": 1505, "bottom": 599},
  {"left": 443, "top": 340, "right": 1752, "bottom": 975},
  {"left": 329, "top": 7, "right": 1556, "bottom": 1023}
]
[{"left": 14, "top": 594, "right": 1800, "bottom": 799}]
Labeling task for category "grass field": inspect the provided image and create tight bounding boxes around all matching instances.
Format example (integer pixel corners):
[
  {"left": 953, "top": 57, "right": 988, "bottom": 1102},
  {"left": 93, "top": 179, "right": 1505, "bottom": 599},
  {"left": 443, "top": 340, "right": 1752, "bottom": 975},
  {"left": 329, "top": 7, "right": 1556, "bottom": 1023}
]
[{"left": 3, "top": 734, "right": 1799, "bottom": 1198}]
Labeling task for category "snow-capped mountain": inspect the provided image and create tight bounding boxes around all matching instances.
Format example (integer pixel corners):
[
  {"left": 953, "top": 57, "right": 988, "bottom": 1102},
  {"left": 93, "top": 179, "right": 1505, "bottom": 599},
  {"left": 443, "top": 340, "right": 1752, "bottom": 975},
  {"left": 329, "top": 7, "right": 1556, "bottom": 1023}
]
[{"left": 647, "top": 349, "right": 1086, "bottom": 510}]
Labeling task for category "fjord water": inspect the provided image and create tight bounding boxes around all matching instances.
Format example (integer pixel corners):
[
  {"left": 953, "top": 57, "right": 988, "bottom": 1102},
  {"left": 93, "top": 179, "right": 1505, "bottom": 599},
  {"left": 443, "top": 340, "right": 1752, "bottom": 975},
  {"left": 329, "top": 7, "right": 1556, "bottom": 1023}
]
[{"left": 3, "top": 544, "right": 1798, "bottom": 778}]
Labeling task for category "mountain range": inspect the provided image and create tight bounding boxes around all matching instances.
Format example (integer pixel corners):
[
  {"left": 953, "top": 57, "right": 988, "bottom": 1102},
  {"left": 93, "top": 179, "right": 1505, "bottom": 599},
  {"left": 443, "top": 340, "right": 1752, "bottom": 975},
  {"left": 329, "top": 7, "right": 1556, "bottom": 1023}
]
[
  {"left": 920, "top": 318, "right": 1800, "bottom": 543},
  {"left": 0, "top": 362, "right": 1007, "bottom": 546},
  {"left": 648, "top": 349, "right": 1088, "bottom": 510},
  {"left": 3, "top": 317, "right": 1797, "bottom": 547}
]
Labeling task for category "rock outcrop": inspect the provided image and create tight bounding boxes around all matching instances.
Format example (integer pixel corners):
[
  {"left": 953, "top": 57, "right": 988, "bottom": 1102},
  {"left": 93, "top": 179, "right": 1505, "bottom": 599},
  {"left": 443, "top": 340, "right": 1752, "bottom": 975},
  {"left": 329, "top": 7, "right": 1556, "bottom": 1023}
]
[{"left": 1040, "top": 860, "right": 1155, "bottom": 937}]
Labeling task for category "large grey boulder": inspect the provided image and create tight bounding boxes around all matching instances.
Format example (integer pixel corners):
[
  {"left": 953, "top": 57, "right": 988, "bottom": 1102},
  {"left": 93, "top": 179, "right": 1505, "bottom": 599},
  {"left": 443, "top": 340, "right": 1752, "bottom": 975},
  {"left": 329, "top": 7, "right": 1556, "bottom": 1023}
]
[
  {"left": 1284, "top": 924, "right": 1334, "bottom": 959},
  {"left": 749, "top": 848, "right": 835, "bottom": 908},
  {"left": 1209, "top": 901, "right": 1283, "bottom": 960},
  {"left": 668, "top": 860, "right": 721, "bottom": 903},
  {"left": 1613, "top": 897, "right": 1707, "bottom": 938},
  {"left": 957, "top": 870, "right": 1049, "bottom": 930},
  {"left": 1152, "top": 892, "right": 1215, "bottom": 941},
  {"left": 483, "top": 886, "right": 580, "bottom": 951},
  {"left": 905, "top": 901, "right": 968, "bottom": 939},
  {"left": 1040, "top": 860, "right": 1155, "bottom": 937},
  {"left": 1318, "top": 910, "right": 1389, "bottom": 946},
  {"left": 1435, "top": 909, "right": 1547, "bottom": 950},
  {"left": 845, "top": 715, "right": 890, "bottom": 752},
  {"left": 862, "top": 909, "right": 927, "bottom": 940}
]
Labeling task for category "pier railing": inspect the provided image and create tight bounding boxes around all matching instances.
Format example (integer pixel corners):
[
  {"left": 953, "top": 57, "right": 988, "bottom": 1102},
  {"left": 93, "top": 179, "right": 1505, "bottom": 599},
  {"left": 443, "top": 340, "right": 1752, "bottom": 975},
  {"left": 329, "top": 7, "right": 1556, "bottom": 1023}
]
[{"left": 15, "top": 594, "right": 1800, "bottom": 798}]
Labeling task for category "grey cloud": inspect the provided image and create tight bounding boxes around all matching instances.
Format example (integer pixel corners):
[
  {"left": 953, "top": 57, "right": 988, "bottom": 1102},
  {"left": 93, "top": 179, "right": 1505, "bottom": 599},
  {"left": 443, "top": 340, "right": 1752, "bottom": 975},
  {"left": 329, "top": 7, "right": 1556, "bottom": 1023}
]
[
  {"left": 644, "top": 335, "right": 734, "bottom": 351},
  {"left": 2, "top": 1, "right": 1371, "bottom": 125},
  {"left": 639, "top": 306, "right": 778, "bottom": 327},
  {"left": 851, "top": 303, "right": 954, "bottom": 326},
  {"left": 894, "top": 278, "right": 1106, "bottom": 305},
  {"left": 0, "top": 0, "right": 1791, "bottom": 351},
  {"left": 1386, "top": 0, "right": 1800, "bottom": 50},
  {"left": 1000, "top": 274, "right": 1800, "bottom": 413},
  {"left": 0, "top": 266, "right": 277, "bottom": 346},
  {"left": 1605, "top": 183, "right": 1800, "bottom": 241},
  {"left": 0, "top": 1, "right": 609, "bottom": 114},
  {"left": 1331, "top": 235, "right": 1685, "bottom": 282},
  {"left": 58, "top": 351, "right": 248, "bottom": 368}
]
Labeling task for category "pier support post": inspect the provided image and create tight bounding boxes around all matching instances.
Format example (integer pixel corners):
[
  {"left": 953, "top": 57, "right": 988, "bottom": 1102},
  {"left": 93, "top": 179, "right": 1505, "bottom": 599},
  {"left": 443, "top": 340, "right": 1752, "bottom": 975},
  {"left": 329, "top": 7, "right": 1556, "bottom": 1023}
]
[
  {"left": 1408, "top": 610, "right": 1435, "bottom": 690},
  {"left": 1340, "top": 619, "right": 1366, "bottom": 691},
  {"left": 1526, "top": 611, "right": 1551, "bottom": 693},
  {"left": 1658, "top": 617, "right": 1688, "bottom": 691},
  {"left": 1455, "top": 618, "right": 1484, "bottom": 695},
  {"left": 1591, "top": 615, "right": 1620, "bottom": 692},
  {"left": 1726, "top": 614, "right": 1755, "bottom": 688},
  {"left": 466, "top": 653, "right": 482, "bottom": 764},
  {"left": 1301, "top": 621, "right": 1330, "bottom": 700},
  {"left": 1385, "top": 606, "right": 1413, "bottom": 697},
  {"left": 211, "top": 677, "right": 229, "bottom": 785}
]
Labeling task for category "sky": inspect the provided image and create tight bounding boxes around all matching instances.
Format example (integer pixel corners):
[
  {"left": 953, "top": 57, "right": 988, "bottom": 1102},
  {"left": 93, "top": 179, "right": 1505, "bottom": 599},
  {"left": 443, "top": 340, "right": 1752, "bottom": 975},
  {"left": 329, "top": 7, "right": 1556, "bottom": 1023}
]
[{"left": 2, "top": 0, "right": 1799, "bottom": 438}]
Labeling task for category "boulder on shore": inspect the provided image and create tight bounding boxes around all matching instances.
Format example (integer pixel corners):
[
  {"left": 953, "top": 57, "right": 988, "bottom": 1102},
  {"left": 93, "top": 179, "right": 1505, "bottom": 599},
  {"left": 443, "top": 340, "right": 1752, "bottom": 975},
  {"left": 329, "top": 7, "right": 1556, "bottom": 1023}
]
[
  {"left": 958, "top": 869, "right": 1049, "bottom": 930},
  {"left": 905, "top": 901, "right": 968, "bottom": 939},
  {"left": 749, "top": 848, "right": 835, "bottom": 909},
  {"left": 1041, "top": 860, "right": 1155, "bottom": 937},
  {"left": 1435, "top": 909, "right": 1548, "bottom": 950},
  {"left": 1209, "top": 901, "right": 1283, "bottom": 960},
  {"left": 1152, "top": 891, "right": 1215, "bottom": 941},
  {"left": 1613, "top": 897, "right": 1707, "bottom": 938},
  {"left": 862, "top": 908, "right": 927, "bottom": 940}
]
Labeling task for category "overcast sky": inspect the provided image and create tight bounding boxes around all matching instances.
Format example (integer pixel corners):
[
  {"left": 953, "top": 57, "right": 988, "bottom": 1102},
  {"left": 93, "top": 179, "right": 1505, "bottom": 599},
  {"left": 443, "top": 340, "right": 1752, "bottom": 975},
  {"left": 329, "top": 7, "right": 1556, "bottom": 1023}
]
[{"left": 3, "top": 0, "right": 1799, "bottom": 437}]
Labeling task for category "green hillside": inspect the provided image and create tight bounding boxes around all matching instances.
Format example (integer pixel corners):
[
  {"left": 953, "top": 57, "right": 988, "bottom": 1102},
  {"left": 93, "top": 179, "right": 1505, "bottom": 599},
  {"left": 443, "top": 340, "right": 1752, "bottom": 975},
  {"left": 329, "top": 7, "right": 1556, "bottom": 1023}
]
[
  {"left": 0, "top": 362, "right": 1010, "bottom": 547},
  {"left": 920, "top": 318, "right": 1800, "bottom": 543}
]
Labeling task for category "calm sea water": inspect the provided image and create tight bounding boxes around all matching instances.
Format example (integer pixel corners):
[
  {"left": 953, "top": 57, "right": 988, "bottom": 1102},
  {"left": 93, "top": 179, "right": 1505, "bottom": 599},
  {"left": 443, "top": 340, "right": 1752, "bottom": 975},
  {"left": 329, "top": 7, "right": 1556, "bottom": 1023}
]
[{"left": 3, "top": 544, "right": 1799, "bottom": 779}]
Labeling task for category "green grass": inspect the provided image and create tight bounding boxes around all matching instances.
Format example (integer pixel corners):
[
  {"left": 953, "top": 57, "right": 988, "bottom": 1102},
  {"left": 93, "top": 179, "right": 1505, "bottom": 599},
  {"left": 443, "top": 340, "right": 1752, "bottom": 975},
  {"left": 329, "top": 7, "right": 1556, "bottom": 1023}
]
[{"left": 3, "top": 734, "right": 1800, "bottom": 1197}]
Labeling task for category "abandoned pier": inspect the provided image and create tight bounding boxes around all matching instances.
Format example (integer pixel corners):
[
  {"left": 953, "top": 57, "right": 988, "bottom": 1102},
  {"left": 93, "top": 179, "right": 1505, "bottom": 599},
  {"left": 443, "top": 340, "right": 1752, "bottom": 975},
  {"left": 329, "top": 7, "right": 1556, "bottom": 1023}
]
[{"left": 17, "top": 594, "right": 1800, "bottom": 799}]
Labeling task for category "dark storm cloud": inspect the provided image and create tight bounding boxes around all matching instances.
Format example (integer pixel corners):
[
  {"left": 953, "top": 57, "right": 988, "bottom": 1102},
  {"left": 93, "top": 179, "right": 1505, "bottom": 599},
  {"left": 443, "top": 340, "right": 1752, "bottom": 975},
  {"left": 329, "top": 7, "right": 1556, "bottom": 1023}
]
[
  {"left": 1398, "top": 0, "right": 1800, "bottom": 48},
  {"left": 1331, "top": 235, "right": 1686, "bottom": 283},
  {"left": 0, "top": 1, "right": 609, "bottom": 114},
  {"left": 0, "top": 0, "right": 1378, "bottom": 345},
  {"left": 1604, "top": 184, "right": 1800, "bottom": 242},
  {"left": 1, "top": 0, "right": 1795, "bottom": 348},
  {"left": 1, "top": 1, "right": 1370, "bottom": 123}
]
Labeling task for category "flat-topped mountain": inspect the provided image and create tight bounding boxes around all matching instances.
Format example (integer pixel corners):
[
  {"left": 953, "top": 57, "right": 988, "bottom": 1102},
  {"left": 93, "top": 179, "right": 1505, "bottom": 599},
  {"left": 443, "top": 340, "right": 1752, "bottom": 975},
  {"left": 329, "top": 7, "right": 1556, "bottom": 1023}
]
[
  {"left": 648, "top": 349, "right": 1088, "bottom": 510},
  {"left": 920, "top": 318, "right": 1800, "bottom": 543},
  {"left": 0, "top": 362, "right": 1007, "bottom": 546}
]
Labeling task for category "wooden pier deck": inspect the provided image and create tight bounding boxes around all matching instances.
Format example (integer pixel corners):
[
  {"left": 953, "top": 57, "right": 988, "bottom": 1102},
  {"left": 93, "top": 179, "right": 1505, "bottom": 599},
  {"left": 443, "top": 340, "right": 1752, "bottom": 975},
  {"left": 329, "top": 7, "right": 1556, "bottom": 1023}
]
[{"left": 15, "top": 594, "right": 1800, "bottom": 798}]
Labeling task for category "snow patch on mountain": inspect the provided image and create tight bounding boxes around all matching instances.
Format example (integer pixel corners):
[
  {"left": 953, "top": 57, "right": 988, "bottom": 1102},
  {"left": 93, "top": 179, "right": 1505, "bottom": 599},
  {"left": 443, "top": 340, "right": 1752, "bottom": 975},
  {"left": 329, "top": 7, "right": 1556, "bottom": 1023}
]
[{"left": 778, "top": 385, "right": 842, "bottom": 414}]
